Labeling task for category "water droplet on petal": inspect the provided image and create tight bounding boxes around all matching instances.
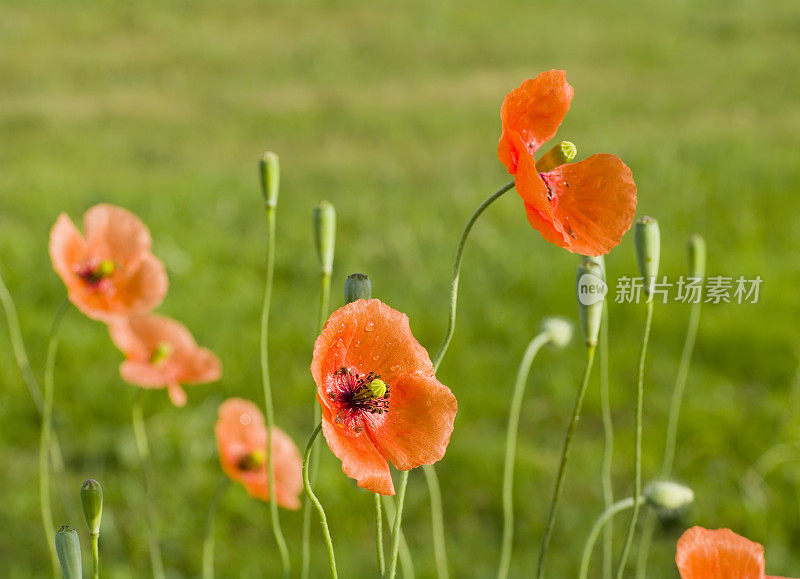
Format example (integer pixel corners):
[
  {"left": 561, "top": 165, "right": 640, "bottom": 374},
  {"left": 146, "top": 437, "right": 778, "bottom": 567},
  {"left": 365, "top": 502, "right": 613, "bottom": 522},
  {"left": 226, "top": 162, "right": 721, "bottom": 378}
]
[
  {"left": 239, "top": 414, "right": 252, "bottom": 426},
  {"left": 390, "top": 364, "right": 400, "bottom": 372},
  {"left": 364, "top": 321, "right": 375, "bottom": 332},
  {"left": 372, "top": 354, "right": 380, "bottom": 361},
  {"left": 337, "top": 323, "right": 346, "bottom": 332}
]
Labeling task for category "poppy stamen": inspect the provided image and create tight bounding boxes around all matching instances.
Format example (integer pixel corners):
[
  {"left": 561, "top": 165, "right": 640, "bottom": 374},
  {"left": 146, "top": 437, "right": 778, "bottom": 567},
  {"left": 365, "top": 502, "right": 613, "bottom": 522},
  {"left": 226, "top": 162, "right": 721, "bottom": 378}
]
[
  {"left": 327, "top": 368, "right": 391, "bottom": 432},
  {"left": 75, "top": 258, "right": 118, "bottom": 290},
  {"left": 237, "top": 449, "right": 266, "bottom": 472}
]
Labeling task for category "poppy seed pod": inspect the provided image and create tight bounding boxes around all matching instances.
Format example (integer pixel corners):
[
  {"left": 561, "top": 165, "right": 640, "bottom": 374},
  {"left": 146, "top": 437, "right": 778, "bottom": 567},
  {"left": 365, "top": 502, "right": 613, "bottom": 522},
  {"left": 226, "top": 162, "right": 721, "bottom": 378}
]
[
  {"left": 644, "top": 480, "right": 694, "bottom": 512},
  {"left": 259, "top": 152, "right": 280, "bottom": 209},
  {"left": 80, "top": 479, "right": 103, "bottom": 535},
  {"left": 687, "top": 234, "right": 706, "bottom": 279},
  {"left": 344, "top": 273, "right": 372, "bottom": 304},
  {"left": 313, "top": 201, "right": 336, "bottom": 275},
  {"left": 576, "top": 260, "right": 605, "bottom": 347},
  {"left": 635, "top": 216, "right": 660, "bottom": 297},
  {"left": 55, "top": 526, "right": 82, "bottom": 579},
  {"left": 539, "top": 317, "right": 573, "bottom": 349},
  {"left": 535, "top": 141, "right": 577, "bottom": 173}
]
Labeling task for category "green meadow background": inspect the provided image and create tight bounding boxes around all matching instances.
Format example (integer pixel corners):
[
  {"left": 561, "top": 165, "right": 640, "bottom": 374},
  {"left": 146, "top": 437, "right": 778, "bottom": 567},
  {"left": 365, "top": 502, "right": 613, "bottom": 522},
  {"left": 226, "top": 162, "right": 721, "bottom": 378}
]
[{"left": 2, "top": 0, "right": 799, "bottom": 576}]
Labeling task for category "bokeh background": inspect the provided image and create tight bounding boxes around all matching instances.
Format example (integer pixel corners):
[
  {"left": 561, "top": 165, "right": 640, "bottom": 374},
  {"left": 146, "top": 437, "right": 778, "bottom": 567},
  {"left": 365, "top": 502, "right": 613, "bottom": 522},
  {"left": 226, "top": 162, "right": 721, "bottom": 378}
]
[{"left": 2, "top": 0, "right": 799, "bottom": 576}]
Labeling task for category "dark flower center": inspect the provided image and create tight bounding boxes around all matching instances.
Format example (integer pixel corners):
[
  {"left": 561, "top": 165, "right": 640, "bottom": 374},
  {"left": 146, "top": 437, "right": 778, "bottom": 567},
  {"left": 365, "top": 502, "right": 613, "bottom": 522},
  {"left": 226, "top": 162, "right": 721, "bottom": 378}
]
[
  {"left": 327, "top": 367, "right": 391, "bottom": 433},
  {"left": 74, "top": 259, "right": 117, "bottom": 290}
]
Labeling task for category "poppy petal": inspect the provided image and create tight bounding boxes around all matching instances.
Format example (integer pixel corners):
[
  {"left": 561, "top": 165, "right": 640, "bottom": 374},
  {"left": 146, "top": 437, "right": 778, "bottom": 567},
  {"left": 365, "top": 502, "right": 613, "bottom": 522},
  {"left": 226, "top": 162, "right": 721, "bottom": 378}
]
[
  {"left": 115, "top": 254, "right": 168, "bottom": 317},
  {"left": 167, "top": 383, "right": 187, "bottom": 407},
  {"left": 676, "top": 527, "right": 765, "bottom": 579},
  {"left": 83, "top": 204, "right": 153, "bottom": 266},
  {"left": 498, "top": 70, "right": 574, "bottom": 172},
  {"left": 49, "top": 214, "right": 88, "bottom": 285}
]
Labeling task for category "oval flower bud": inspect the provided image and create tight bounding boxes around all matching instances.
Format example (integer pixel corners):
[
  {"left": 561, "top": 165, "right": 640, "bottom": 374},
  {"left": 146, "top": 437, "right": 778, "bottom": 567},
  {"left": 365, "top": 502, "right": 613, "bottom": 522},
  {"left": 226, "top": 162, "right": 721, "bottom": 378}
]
[
  {"left": 644, "top": 480, "right": 694, "bottom": 512},
  {"left": 344, "top": 273, "right": 372, "bottom": 304},
  {"left": 80, "top": 479, "right": 103, "bottom": 535},
  {"left": 634, "top": 216, "right": 660, "bottom": 296},
  {"left": 313, "top": 201, "right": 337, "bottom": 275},
  {"left": 539, "top": 316, "right": 573, "bottom": 350},
  {"left": 576, "top": 260, "right": 605, "bottom": 347},
  {"left": 259, "top": 152, "right": 280, "bottom": 209},
  {"left": 55, "top": 526, "right": 82, "bottom": 579},
  {"left": 687, "top": 234, "right": 706, "bottom": 279}
]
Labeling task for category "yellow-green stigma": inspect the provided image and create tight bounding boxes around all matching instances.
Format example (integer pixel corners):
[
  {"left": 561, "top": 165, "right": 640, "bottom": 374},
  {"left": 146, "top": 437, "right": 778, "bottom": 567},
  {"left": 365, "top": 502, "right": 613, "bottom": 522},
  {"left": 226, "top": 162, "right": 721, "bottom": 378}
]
[
  {"left": 149, "top": 341, "right": 172, "bottom": 365},
  {"left": 237, "top": 450, "right": 266, "bottom": 471},
  {"left": 536, "top": 140, "right": 577, "bottom": 173}
]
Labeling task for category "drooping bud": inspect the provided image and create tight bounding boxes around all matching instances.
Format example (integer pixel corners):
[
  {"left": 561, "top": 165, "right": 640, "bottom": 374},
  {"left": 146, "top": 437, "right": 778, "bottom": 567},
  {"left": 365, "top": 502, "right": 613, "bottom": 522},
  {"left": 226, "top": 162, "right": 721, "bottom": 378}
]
[
  {"left": 635, "top": 216, "right": 660, "bottom": 298},
  {"left": 80, "top": 479, "right": 103, "bottom": 536},
  {"left": 344, "top": 273, "right": 371, "bottom": 304},
  {"left": 644, "top": 481, "right": 694, "bottom": 512},
  {"left": 149, "top": 342, "right": 172, "bottom": 365},
  {"left": 259, "top": 152, "right": 280, "bottom": 209},
  {"left": 576, "top": 260, "right": 606, "bottom": 347},
  {"left": 687, "top": 234, "right": 706, "bottom": 279},
  {"left": 55, "top": 526, "right": 82, "bottom": 579},
  {"left": 539, "top": 317, "right": 573, "bottom": 350},
  {"left": 313, "top": 201, "right": 336, "bottom": 275},
  {"left": 535, "top": 141, "right": 577, "bottom": 173}
]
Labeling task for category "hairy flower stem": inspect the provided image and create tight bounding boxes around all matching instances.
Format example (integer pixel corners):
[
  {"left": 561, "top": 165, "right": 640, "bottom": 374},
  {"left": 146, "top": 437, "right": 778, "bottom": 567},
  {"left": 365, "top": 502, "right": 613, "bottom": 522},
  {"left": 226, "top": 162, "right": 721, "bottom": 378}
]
[
  {"left": 259, "top": 204, "right": 291, "bottom": 577},
  {"left": 132, "top": 390, "right": 166, "bottom": 579},
  {"left": 303, "top": 424, "right": 337, "bottom": 578},
  {"left": 497, "top": 332, "right": 551, "bottom": 579},
  {"left": 376, "top": 493, "right": 386, "bottom": 575},
  {"left": 387, "top": 470, "right": 410, "bottom": 579},
  {"left": 599, "top": 307, "right": 615, "bottom": 579},
  {"left": 39, "top": 299, "right": 69, "bottom": 575},
  {"left": 301, "top": 269, "right": 332, "bottom": 579},
  {"left": 615, "top": 299, "right": 654, "bottom": 579},
  {"left": 201, "top": 477, "right": 230, "bottom": 579},
  {"left": 635, "top": 297, "right": 701, "bottom": 578},
  {"left": 536, "top": 344, "right": 597, "bottom": 579},
  {"left": 579, "top": 497, "right": 641, "bottom": 579}
]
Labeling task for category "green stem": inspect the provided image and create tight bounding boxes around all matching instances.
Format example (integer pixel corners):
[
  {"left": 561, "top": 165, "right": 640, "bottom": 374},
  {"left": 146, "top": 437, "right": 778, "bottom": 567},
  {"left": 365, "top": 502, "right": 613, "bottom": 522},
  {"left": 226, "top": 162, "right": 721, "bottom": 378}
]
[
  {"left": 91, "top": 533, "right": 99, "bottom": 579},
  {"left": 303, "top": 424, "right": 337, "bottom": 578},
  {"left": 536, "top": 345, "right": 597, "bottom": 579},
  {"left": 202, "top": 477, "right": 230, "bottom": 579},
  {"left": 259, "top": 204, "right": 291, "bottom": 577},
  {"left": 579, "top": 498, "right": 640, "bottom": 579},
  {"left": 422, "top": 465, "right": 448, "bottom": 579},
  {"left": 498, "top": 332, "right": 550, "bottom": 579},
  {"left": 382, "top": 496, "right": 415, "bottom": 579},
  {"left": 615, "top": 299, "right": 654, "bottom": 579},
  {"left": 301, "top": 270, "right": 332, "bottom": 579},
  {"left": 599, "top": 306, "right": 614, "bottom": 579},
  {"left": 39, "top": 299, "right": 68, "bottom": 575},
  {"left": 387, "top": 470, "right": 410, "bottom": 579},
  {"left": 376, "top": 493, "right": 386, "bottom": 575},
  {"left": 132, "top": 390, "right": 166, "bottom": 579}
]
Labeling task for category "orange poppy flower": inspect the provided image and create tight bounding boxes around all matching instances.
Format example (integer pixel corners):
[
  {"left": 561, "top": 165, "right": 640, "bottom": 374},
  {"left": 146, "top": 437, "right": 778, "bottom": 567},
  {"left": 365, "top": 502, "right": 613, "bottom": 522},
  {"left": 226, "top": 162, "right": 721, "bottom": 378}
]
[
  {"left": 49, "top": 204, "right": 168, "bottom": 322},
  {"left": 311, "top": 299, "right": 457, "bottom": 495},
  {"left": 498, "top": 70, "right": 637, "bottom": 257},
  {"left": 108, "top": 314, "right": 221, "bottom": 406},
  {"left": 215, "top": 398, "right": 302, "bottom": 509},
  {"left": 676, "top": 526, "right": 793, "bottom": 579}
]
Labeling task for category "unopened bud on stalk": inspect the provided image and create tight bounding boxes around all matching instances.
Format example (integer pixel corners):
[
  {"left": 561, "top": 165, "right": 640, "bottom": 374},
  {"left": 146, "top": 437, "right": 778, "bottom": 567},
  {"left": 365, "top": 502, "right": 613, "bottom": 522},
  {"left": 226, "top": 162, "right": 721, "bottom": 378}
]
[
  {"left": 536, "top": 141, "right": 577, "bottom": 173},
  {"left": 539, "top": 317, "right": 573, "bottom": 350},
  {"left": 55, "top": 526, "right": 82, "bottom": 579},
  {"left": 644, "top": 481, "right": 694, "bottom": 512},
  {"left": 81, "top": 479, "right": 103, "bottom": 535},
  {"left": 259, "top": 152, "right": 280, "bottom": 209},
  {"left": 344, "top": 273, "right": 371, "bottom": 304},
  {"left": 687, "top": 234, "right": 706, "bottom": 279},
  {"left": 635, "top": 216, "right": 660, "bottom": 298},
  {"left": 313, "top": 201, "right": 337, "bottom": 275},
  {"left": 582, "top": 254, "right": 606, "bottom": 278},
  {"left": 576, "top": 260, "right": 605, "bottom": 347}
]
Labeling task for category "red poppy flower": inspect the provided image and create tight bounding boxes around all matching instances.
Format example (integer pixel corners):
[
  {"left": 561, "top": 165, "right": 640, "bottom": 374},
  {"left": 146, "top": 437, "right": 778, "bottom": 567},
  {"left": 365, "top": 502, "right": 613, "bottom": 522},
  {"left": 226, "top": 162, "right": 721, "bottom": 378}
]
[
  {"left": 676, "top": 526, "right": 793, "bottom": 579},
  {"left": 498, "top": 70, "right": 637, "bottom": 257},
  {"left": 109, "top": 314, "right": 221, "bottom": 406},
  {"left": 49, "top": 204, "right": 168, "bottom": 322},
  {"left": 215, "top": 398, "right": 302, "bottom": 509},
  {"left": 311, "top": 299, "right": 457, "bottom": 495}
]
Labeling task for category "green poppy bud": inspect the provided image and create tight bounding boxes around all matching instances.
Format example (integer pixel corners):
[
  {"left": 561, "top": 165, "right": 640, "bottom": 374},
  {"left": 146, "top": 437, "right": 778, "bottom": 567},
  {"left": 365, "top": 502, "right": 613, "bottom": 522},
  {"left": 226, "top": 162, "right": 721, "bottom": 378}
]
[
  {"left": 313, "top": 201, "right": 337, "bottom": 275},
  {"left": 259, "top": 152, "right": 280, "bottom": 209},
  {"left": 635, "top": 216, "right": 660, "bottom": 297},
  {"left": 55, "top": 526, "right": 82, "bottom": 579},
  {"left": 644, "top": 481, "right": 694, "bottom": 512},
  {"left": 344, "top": 273, "right": 372, "bottom": 304},
  {"left": 687, "top": 234, "right": 706, "bottom": 279},
  {"left": 539, "top": 317, "right": 573, "bottom": 350},
  {"left": 536, "top": 141, "right": 577, "bottom": 173},
  {"left": 582, "top": 254, "right": 606, "bottom": 279},
  {"left": 80, "top": 479, "right": 103, "bottom": 535},
  {"left": 576, "top": 260, "right": 605, "bottom": 347}
]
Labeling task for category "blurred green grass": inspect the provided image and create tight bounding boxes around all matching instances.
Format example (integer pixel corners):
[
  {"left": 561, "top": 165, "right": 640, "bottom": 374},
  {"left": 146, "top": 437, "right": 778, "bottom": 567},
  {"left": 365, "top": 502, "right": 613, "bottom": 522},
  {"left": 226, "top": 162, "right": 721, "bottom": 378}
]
[{"left": 1, "top": 0, "right": 799, "bottom": 576}]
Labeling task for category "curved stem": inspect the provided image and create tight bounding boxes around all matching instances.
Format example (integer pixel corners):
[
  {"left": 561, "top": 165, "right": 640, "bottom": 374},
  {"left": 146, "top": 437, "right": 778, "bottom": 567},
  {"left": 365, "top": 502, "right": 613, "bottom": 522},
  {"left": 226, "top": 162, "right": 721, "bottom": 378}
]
[
  {"left": 90, "top": 533, "right": 99, "bottom": 579},
  {"left": 382, "top": 496, "right": 415, "bottom": 578},
  {"left": 39, "top": 299, "right": 68, "bottom": 575},
  {"left": 423, "top": 465, "right": 448, "bottom": 579},
  {"left": 202, "top": 477, "right": 230, "bottom": 579},
  {"left": 536, "top": 345, "right": 597, "bottom": 579},
  {"left": 259, "top": 205, "right": 291, "bottom": 577},
  {"left": 387, "top": 470, "right": 410, "bottom": 579},
  {"left": 599, "top": 306, "right": 615, "bottom": 579},
  {"left": 579, "top": 498, "right": 639, "bottom": 579},
  {"left": 615, "top": 299, "right": 654, "bottom": 579},
  {"left": 132, "top": 390, "right": 165, "bottom": 579},
  {"left": 497, "top": 332, "right": 550, "bottom": 579},
  {"left": 375, "top": 493, "right": 386, "bottom": 575},
  {"left": 303, "top": 424, "right": 337, "bottom": 578}
]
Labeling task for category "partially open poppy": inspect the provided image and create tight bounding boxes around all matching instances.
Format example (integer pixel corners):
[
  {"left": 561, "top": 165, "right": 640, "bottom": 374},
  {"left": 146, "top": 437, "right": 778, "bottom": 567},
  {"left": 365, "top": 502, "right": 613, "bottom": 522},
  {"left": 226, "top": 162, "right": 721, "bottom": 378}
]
[
  {"left": 49, "top": 204, "right": 168, "bottom": 322},
  {"left": 498, "top": 70, "right": 637, "bottom": 256},
  {"left": 676, "top": 526, "right": 793, "bottom": 579},
  {"left": 311, "top": 299, "right": 457, "bottom": 495},
  {"left": 108, "top": 314, "right": 221, "bottom": 406},
  {"left": 215, "top": 398, "right": 302, "bottom": 509}
]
